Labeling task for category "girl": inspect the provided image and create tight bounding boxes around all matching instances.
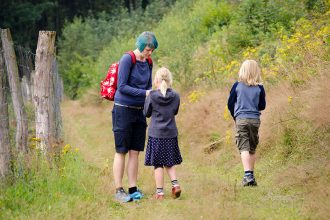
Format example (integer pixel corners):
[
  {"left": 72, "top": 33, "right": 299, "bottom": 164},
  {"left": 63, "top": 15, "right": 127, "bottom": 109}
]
[
  {"left": 227, "top": 60, "right": 266, "bottom": 187},
  {"left": 144, "top": 67, "right": 182, "bottom": 200}
]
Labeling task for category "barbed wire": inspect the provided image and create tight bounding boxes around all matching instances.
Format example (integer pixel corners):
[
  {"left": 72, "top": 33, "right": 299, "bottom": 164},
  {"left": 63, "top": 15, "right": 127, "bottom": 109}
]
[{"left": 1, "top": 41, "right": 63, "bottom": 148}]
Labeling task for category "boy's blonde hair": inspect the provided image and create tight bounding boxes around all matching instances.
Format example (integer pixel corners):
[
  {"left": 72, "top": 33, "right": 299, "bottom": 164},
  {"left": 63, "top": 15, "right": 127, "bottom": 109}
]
[
  {"left": 154, "top": 67, "right": 173, "bottom": 97},
  {"left": 238, "top": 60, "right": 262, "bottom": 86}
]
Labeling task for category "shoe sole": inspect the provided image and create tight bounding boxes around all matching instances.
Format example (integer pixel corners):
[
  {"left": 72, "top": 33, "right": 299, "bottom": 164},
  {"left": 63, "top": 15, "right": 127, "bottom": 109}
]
[{"left": 242, "top": 182, "right": 258, "bottom": 187}]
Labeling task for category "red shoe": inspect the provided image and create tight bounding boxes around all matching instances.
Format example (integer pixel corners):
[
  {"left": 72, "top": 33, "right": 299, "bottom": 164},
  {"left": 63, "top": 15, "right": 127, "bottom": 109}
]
[
  {"left": 171, "top": 186, "right": 181, "bottom": 199},
  {"left": 153, "top": 193, "right": 164, "bottom": 200}
]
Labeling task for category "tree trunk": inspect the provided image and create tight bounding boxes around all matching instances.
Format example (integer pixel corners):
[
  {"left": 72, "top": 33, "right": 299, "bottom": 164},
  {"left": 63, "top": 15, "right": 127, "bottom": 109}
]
[
  {"left": 0, "top": 38, "right": 11, "bottom": 177},
  {"left": 33, "top": 31, "right": 56, "bottom": 152},
  {"left": 1, "top": 28, "right": 28, "bottom": 153}
]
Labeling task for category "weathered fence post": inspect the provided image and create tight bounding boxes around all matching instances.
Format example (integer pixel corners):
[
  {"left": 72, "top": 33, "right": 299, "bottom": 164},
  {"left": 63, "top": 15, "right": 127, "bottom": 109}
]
[
  {"left": 50, "top": 59, "right": 63, "bottom": 143},
  {"left": 0, "top": 39, "right": 11, "bottom": 177},
  {"left": 33, "top": 31, "right": 56, "bottom": 152},
  {"left": 1, "top": 28, "right": 28, "bottom": 153}
]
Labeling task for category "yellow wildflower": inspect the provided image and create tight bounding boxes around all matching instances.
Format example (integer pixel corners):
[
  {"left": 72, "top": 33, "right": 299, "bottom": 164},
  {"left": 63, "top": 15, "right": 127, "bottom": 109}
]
[
  {"left": 223, "top": 105, "right": 230, "bottom": 121},
  {"left": 225, "top": 129, "right": 232, "bottom": 144}
]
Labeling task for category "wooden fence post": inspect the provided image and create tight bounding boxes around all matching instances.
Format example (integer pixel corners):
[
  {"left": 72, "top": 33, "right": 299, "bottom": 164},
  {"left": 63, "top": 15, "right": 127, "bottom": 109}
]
[
  {"left": 0, "top": 38, "right": 11, "bottom": 177},
  {"left": 50, "top": 59, "right": 63, "bottom": 143},
  {"left": 33, "top": 31, "right": 56, "bottom": 152},
  {"left": 1, "top": 28, "right": 28, "bottom": 153}
]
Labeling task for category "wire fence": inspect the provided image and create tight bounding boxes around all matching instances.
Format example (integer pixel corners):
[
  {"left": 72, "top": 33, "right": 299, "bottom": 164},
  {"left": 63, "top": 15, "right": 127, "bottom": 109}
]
[{"left": 0, "top": 31, "right": 63, "bottom": 155}]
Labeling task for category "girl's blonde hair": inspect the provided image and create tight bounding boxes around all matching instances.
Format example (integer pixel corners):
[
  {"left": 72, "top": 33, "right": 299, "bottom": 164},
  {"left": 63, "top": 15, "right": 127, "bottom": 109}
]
[
  {"left": 238, "top": 60, "right": 262, "bottom": 86},
  {"left": 155, "top": 67, "right": 173, "bottom": 97}
]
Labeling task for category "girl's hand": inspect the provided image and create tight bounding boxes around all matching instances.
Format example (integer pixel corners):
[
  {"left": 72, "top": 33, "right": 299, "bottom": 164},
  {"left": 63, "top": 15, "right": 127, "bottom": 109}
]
[{"left": 146, "top": 90, "right": 151, "bottom": 97}]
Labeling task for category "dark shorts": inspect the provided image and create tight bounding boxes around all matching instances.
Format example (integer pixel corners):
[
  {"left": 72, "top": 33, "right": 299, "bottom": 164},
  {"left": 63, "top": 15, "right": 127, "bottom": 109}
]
[
  {"left": 112, "top": 105, "right": 147, "bottom": 153},
  {"left": 235, "top": 118, "right": 260, "bottom": 154}
]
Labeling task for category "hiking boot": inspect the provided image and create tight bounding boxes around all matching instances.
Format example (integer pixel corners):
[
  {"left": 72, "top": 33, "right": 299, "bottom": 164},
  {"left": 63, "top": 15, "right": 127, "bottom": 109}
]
[
  {"left": 129, "top": 189, "right": 144, "bottom": 201},
  {"left": 115, "top": 188, "right": 133, "bottom": 203},
  {"left": 153, "top": 193, "right": 164, "bottom": 200},
  {"left": 242, "top": 175, "right": 258, "bottom": 187},
  {"left": 171, "top": 185, "right": 181, "bottom": 199}
]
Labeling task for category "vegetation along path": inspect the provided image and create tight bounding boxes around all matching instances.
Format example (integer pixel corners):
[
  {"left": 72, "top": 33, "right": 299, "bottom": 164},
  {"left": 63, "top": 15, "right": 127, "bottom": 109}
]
[{"left": 61, "top": 72, "right": 330, "bottom": 219}]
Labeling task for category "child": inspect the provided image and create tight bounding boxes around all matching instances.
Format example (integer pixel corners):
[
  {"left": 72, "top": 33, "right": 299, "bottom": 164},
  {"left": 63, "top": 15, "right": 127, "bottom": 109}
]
[
  {"left": 227, "top": 60, "right": 266, "bottom": 187},
  {"left": 143, "top": 67, "right": 182, "bottom": 200}
]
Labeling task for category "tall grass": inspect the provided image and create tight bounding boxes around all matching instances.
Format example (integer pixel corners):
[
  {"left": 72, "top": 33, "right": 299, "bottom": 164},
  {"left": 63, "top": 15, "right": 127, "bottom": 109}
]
[{"left": 0, "top": 147, "right": 111, "bottom": 219}]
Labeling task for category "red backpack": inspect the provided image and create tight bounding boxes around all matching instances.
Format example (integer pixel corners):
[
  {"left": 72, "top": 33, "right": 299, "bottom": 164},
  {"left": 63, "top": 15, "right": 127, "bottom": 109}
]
[{"left": 100, "top": 51, "right": 152, "bottom": 101}]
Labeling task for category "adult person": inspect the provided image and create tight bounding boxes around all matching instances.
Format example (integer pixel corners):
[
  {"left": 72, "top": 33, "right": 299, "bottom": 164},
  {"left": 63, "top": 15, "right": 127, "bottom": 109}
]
[{"left": 112, "top": 31, "right": 158, "bottom": 202}]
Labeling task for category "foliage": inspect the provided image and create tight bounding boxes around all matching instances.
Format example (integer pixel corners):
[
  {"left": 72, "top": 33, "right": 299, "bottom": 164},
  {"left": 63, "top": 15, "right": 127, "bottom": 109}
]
[
  {"left": 61, "top": 54, "right": 95, "bottom": 99},
  {"left": 151, "top": 0, "right": 233, "bottom": 86},
  {"left": 0, "top": 145, "right": 99, "bottom": 219},
  {"left": 0, "top": 0, "right": 56, "bottom": 48},
  {"left": 58, "top": 0, "right": 330, "bottom": 96},
  {"left": 193, "top": 1, "right": 330, "bottom": 86},
  {"left": 58, "top": 1, "right": 176, "bottom": 99},
  {"left": 0, "top": 0, "right": 159, "bottom": 49}
]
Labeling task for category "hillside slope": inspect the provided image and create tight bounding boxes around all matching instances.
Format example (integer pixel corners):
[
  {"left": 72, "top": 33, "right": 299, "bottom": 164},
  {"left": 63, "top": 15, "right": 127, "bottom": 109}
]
[{"left": 61, "top": 70, "right": 330, "bottom": 219}]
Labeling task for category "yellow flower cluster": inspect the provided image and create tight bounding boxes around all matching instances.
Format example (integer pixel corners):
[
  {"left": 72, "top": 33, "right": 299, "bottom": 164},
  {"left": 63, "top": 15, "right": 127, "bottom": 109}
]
[
  {"left": 61, "top": 144, "right": 79, "bottom": 155},
  {"left": 223, "top": 105, "right": 231, "bottom": 121},
  {"left": 62, "top": 144, "right": 72, "bottom": 155},
  {"left": 242, "top": 47, "right": 257, "bottom": 59},
  {"left": 188, "top": 90, "right": 205, "bottom": 103},
  {"left": 225, "top": 129, "right": 232, "bottom": 144}
]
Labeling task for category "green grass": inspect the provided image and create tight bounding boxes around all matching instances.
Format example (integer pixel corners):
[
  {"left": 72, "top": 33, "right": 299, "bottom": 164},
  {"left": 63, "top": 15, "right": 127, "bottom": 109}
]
[
  {"left": 1, "top": 75, "right": 329, "bottom": 219},
  {"left": 0, "top": 151, "right": 115, "bottom": 219}
]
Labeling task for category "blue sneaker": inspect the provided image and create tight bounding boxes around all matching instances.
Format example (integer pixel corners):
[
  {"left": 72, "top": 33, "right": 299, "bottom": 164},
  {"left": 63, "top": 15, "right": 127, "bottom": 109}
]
[
  {"left": 115, "top": 188, "right": 133, "bottom": 203},
  {"left": 129, "top": 189, "right": 144, "bottom": 201}
]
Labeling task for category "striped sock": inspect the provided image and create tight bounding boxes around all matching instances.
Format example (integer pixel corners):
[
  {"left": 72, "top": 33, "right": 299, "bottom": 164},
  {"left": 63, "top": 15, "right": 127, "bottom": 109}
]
[
  {"left": 156, "top": 188, "right": 164, "bottom": 195},
  {"left": 244, "top": 170, "right": 254, "bottom": 177},
  {"left": 171, "top": 180, "right": 179, "bottom": 187}
]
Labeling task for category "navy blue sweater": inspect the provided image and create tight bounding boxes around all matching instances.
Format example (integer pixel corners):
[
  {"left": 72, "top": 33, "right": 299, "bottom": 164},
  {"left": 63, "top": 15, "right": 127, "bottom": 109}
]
[
  {"left": 144, "top": 89, "right": 180, "bottom": 138},
  {"left": 227, "top": 81, "right": 266, "bottom": 120},
  {"left": 114, "top": 53, "right": 152, "bottom": 106}
]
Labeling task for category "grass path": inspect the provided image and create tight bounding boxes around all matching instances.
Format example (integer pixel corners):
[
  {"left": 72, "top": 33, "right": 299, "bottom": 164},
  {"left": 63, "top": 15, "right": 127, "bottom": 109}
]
[{"left": 60, "top": 85, "right": 329, "bottom": 219}]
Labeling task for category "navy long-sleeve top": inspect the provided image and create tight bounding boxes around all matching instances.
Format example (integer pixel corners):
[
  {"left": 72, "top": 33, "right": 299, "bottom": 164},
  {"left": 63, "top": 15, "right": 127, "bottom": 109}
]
[
  {"left": 227, "top": 81, "right": 266, "bottom": 120},
  {"left": 143, "top": 89, "right": 180, "bottom": 138},
  {"left": 114, "top": 53, "right": 152, "bottom": 106}
]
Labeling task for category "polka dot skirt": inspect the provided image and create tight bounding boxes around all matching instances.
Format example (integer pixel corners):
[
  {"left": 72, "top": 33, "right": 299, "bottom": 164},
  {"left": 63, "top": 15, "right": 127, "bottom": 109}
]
[{"left": 145, "top": 137, "right": 182, "bottom": 167}]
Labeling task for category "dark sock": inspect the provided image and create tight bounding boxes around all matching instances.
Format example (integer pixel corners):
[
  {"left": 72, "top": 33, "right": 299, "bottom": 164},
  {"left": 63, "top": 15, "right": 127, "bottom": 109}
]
[
  {"left": 128, "top": 186, "right": 137, "bottom": 194},
  {"left": 244, "top": 170, "right": 254, "bottom": 177},
  {"left": 171, "top": 180, "right": 179, "bottom": 187}
]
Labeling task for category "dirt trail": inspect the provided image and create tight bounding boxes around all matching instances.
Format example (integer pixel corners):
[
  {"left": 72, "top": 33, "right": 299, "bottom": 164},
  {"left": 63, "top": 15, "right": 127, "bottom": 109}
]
[{"left": 61, "top": 75, "right": 330, "bottom": 219}]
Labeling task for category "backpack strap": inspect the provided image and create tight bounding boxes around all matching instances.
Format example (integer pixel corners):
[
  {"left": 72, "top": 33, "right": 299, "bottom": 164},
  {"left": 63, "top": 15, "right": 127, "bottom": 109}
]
[
  {"left": 147, "top": 57, "right": 153, "bottom": 68},
  {"left": 127, "top": 51, "right": 136, "bottom": 65},
  {"left": 126, "top": 50, "right": 153, "bottom": 69}
]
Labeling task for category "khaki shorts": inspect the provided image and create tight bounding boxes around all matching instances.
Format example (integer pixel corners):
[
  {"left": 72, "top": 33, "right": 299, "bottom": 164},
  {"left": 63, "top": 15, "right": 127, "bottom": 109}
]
[{"left": 235, "top": 118, "right": 260, "bottom": 154}]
